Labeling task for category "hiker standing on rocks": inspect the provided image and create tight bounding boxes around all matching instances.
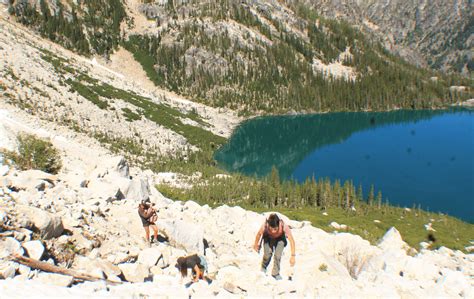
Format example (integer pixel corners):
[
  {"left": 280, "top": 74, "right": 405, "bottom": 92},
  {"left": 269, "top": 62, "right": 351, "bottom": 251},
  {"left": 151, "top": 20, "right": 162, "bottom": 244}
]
[
  {"left": 138, "top": 198, "right": 159, "bottom": 244},
  {"left": 253, "top": 213, "right": 296, "bottom": 280},
  {"left": 176, "top": 254, "right": 210, "bottom": 283}
]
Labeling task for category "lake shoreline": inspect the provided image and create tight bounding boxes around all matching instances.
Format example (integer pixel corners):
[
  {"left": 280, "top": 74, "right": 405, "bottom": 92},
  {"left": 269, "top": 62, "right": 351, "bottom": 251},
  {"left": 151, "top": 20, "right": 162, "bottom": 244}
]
[{"left": 215, "top": 109, "right": 474, "bottom": 223}]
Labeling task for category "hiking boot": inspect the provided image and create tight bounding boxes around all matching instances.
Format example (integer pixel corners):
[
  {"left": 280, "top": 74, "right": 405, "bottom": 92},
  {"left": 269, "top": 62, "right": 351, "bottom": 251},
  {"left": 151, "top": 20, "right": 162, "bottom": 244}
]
[
  {"left": 272, "top": 274, "right": 282, "bottom": 281},
  {"left": 150, "top": 236, "right": 155, "bottom": 243}
]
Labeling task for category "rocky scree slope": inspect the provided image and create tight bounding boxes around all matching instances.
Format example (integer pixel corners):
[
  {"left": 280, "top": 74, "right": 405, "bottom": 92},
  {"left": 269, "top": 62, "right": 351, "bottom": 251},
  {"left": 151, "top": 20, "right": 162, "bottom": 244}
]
[
  {"left": 0, "top": 108, "right": 473, "bottom": 297},
  {"left": 0, "top": 10, "right": 241, "bottom": 164}
]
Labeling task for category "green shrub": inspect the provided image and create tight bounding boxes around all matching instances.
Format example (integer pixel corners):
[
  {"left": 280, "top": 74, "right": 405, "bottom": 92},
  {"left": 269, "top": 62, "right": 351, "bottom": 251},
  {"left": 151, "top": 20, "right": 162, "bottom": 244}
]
[
  {"left": 3, "top": 134, "right": 62, "bottom": 174},
  {"left": 319, "top": 263, "right": 328, "bottom": 272}
]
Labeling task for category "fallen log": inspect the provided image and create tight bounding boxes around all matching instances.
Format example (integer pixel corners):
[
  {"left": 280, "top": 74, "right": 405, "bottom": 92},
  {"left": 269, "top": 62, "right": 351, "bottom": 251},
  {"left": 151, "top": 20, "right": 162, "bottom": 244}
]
[{"left": 11, "top": 254, "right": 122, "bottom": 285}]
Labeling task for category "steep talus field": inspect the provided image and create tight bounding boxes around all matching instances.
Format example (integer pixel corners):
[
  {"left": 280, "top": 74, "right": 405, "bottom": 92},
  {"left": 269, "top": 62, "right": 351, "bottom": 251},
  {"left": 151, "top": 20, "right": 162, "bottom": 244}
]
[{"left": 0, "top": 7, "right": 240, "bottom": 167}]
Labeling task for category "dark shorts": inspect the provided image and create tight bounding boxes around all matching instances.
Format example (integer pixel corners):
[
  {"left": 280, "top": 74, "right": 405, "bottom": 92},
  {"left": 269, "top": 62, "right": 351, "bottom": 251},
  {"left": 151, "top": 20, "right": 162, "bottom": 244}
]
[{"left": 140, "top": 216, "right": 153, "bottom": 227}]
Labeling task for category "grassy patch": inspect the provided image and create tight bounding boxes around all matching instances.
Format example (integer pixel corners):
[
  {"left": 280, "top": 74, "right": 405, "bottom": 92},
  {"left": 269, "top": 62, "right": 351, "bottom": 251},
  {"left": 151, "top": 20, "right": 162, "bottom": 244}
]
[
  {"left": 66, "top": 79, "right": 109, "bottom": 109},
  {"left": 39, "top": 49, "right": 76, "bottom": 74},
  {"left": 121, "top": 107, "right": 141, "bottom": 122}
]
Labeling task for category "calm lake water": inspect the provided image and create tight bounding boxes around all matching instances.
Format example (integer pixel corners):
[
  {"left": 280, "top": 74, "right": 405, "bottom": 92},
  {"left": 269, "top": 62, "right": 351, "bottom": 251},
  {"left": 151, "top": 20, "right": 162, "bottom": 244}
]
[{"left": 215, "top": 109, "right": 474, "bottom": 222}]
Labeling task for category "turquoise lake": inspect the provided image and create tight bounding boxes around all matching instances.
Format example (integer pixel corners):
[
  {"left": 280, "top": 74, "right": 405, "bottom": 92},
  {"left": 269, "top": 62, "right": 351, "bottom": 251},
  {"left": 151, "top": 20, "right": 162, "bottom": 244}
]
[{"left": 215, "top": 109, "right": 474, "bottom": 222}]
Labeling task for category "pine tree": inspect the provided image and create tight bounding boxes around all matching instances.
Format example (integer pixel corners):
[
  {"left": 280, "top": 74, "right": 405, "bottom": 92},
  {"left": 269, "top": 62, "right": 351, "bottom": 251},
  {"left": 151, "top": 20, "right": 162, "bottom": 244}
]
[
  {"left": 376, "top": 191, "right": 383, "bottom": 209},
  {"left": 368, "top": 185, "right": 375, "bottom": 206}
]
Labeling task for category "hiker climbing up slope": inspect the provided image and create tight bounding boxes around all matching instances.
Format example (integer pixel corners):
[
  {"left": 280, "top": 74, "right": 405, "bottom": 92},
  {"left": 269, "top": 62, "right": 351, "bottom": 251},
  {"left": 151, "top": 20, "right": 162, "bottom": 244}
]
[
  {"left": 175, "top": 254, "right": 210, "bottom": 283},
  {"left": 253, "top": 213, "right": 296, "bottom": 280},
  {"left": 138, "top": 198, "right": 159, "bottom": 244}
]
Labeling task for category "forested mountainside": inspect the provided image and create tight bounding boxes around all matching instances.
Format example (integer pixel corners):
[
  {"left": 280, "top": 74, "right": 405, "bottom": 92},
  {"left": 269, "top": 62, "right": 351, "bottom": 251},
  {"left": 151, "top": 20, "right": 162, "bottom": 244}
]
[
  {"left": 299, "top": 0, "right": 473, "bottom": 75},
  {"left": 7, "top": 0, "right": 472, "bottom": 115}
]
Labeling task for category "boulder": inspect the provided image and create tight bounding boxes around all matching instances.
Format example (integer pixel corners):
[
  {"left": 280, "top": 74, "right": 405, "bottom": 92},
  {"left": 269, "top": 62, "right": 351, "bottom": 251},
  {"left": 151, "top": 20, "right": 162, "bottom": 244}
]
[
  {"left": 70, "top": 232, "right": 94, "bottom": 253},
  {"left": 216, "top": 265, "right": 265, "bottom": 294},
  {"left": 0, "top": 209, "right": 7, "bottom": 226},
  {"left": 223, "top": 281, "right": 245, "bottom": 295},
  {"left": 17, "top": 264, "right": 30, "bottom": 276},
  {"left": 16, "top": 206, "right": 63, "bottom": 239},
  {"left": 86, "top": 180, "right": 126, "bottom": 202},
  {"left": 117, "top": 263, "right": 149, "bottom": 283},
  {"left": 188, "top": 279, "right": 215, "bottom": 297},
  {"left": 137, "top": 247, "right": 162, "bottom": 268},
  {"left": 377, "top": 227, "right": 410, "bottom": 252},
  {"left": 330, "top": 222, "right": 341, "bottom": 229},
  {"left": 125, "top": 177, "right": 151, "bottom": 202},
  {"left": 34, "top": 273, "right": 74, "bottom": 287},
  {"left": 89, "top": 156, "right": 129, "bottom": 179},
  {"left": 403, "top": 256, "right": 439, "bottom": 281},
  {"left": 22, "top": 240, "right": 45, "bottom": 260},
  {"left": 0, "top": 165, "right": 9, "bottom": 176},
  {"left": 106, "top": 251, "right": 130, "bottom": 264},
  {"left": 183, "top": 200, "right": 202, "bottom": 213},
  {"left": 0, "top": 237, "right": 24, "bottom": 258},
  {"left": 0, "top": 261, "right": 18, "bottom": 279},
  {"left": 73, "top": 256, "right": 119, "bottom": 280},
  {"left": 437, "top": 269, "right": 473, "bottom": 297},
  {"left": 7, "top": 170, "right": 56, "bottom": 191},
  {"left": 157, "top": 246, "right": 171, "bottom": 269},
  {"left": 157, "top": 219, "right": 204, "bottom": 254},
  {"left": 0, "top": 121, "right": 17, "bottom": 151}
]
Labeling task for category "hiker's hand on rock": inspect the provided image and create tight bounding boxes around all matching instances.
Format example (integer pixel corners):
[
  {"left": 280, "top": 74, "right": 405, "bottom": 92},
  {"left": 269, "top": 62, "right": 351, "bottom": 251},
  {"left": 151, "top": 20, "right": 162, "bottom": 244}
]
[
  {"left": 290, "top": 255, "right": 295, "bottom": 266},
  {"left": 253, "top": 244, "right": 260, "bottom": 252}
]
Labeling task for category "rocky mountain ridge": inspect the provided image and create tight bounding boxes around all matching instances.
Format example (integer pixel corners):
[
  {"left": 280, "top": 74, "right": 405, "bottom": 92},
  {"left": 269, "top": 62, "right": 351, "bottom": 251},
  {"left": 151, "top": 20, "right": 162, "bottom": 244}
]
[{"left": 301, "top": 0, "right": 473, "bottom": 75}]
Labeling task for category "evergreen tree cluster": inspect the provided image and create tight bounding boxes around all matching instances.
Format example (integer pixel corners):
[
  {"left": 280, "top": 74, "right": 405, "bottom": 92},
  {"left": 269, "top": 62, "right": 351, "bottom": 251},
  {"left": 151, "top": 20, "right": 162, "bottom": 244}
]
[
  {"left": 159, "top": 166, "right": 385, "bottom": 214},
  {"left": 9, "top": 0, "right": 126, "bottom": 57}
]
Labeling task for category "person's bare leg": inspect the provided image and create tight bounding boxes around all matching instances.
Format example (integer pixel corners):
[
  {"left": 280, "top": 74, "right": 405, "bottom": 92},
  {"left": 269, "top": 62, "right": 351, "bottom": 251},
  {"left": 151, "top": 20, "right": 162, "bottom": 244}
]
[
  {"left": 144, "top": 226, "right": 150, "bottom": 242},
  {"left": 151, "top": 224, "right": 158, "bottom": 242}
]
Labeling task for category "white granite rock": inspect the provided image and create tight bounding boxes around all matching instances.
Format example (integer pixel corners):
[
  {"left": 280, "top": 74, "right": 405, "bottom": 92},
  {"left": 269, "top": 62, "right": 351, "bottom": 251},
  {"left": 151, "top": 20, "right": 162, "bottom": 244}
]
[
  {"left": 22, "top": 240, "right": 45, "bottom": 260},
  {"left": 0, "top": 237, "right": 24, "bottom": 258},
  {"left": 34, "top": 273, "right": 74, "bottom": 287},
  {"left": 0, "top": 165, "right": 9, "bottom": 176},
  {"left": 16, "top": 205, "right": 64, "bottom": 239},
  {"left": 125, "top": 177, "right": 151, "bottom": 203},
  {"left": 0, "top": 261, "right": 18, "bottom": 279},
  {"left": 137, "top": 247, "right": 162, "bottom": 268},
  {"left": 7, "top": 170, "right": 56, "bottom": 191},
  {"left": 157, "top": 219, "right": 204, "bottom": 254},
  {"left": 377, "top": 227, "right": 410, "bottom": 252},
  {"left": 118, "top": 263, "right": 150, "bottom": 283}
]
